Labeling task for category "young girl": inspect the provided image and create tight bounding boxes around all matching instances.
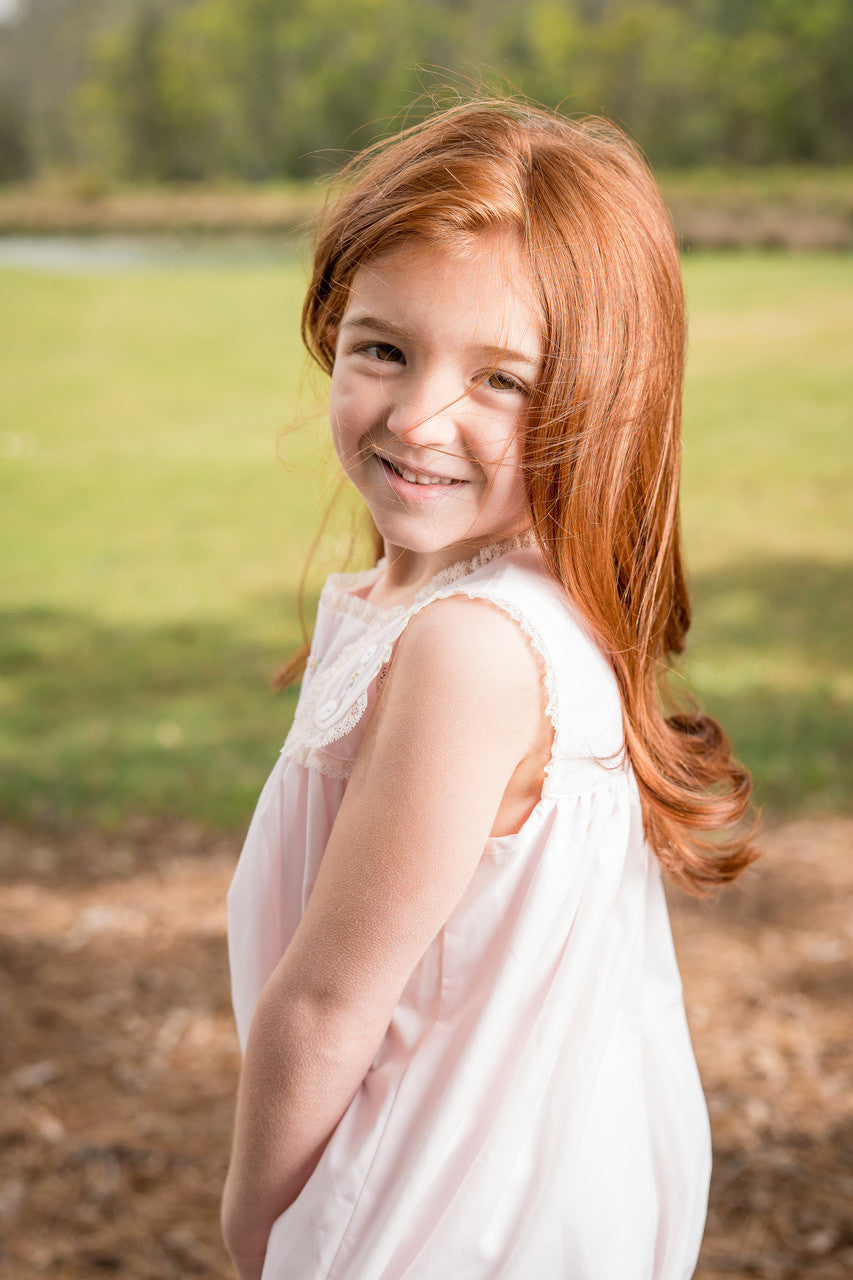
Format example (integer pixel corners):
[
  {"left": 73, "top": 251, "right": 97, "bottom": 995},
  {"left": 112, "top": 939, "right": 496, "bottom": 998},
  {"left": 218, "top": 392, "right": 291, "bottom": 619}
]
[{"left": 222, "top": 99, "right": 757, "bottom": 1280}]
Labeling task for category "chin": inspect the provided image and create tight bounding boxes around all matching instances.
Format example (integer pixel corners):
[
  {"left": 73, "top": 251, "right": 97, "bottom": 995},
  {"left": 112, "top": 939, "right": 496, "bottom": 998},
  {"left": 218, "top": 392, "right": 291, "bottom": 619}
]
[
  {"left": 368, "top": 512, "right": 446, "bottom": 546},
  {"left": 375, "top": 527, "right": 453, "bottom": 555}
]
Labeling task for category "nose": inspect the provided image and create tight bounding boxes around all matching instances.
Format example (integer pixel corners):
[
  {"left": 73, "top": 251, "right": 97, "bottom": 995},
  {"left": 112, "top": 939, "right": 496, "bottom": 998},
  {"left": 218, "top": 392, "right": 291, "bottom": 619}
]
[{"left": 384, "top": 370, "right": 462, "bottom": 447}]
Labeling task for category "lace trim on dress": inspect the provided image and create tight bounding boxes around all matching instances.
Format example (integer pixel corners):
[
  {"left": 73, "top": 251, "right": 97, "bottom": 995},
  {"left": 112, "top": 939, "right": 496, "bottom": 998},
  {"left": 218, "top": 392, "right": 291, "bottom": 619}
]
[
  {"left": 282, "top": 531, "right": 547, "bottom": 776},
  {"left": 324, "top": 530, "right": 539, "bottom": 627},
  {"left": 322, "top": 564, "right": 395, "bottom": 625},
  {"left": 283, "top": 673, "right": 370, "bottom": 755},
  {"left": 279, "top": 738, "right": 355, "bottom": 781}
]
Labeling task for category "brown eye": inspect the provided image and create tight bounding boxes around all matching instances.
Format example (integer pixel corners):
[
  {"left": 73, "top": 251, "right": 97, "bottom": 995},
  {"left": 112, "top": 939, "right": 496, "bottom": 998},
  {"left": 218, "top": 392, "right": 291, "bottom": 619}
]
[
  {"left": 486, "top": 370, "right": 526, "bottom": 393},
  {"left": 366, "top": 342, "right": 404, "bottom": 363}
]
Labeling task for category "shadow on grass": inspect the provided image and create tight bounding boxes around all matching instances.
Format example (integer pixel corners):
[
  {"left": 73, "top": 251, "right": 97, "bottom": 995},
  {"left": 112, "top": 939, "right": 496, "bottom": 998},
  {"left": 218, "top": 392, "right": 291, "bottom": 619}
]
[
  {"left": 0, "top": 556, "right": 849, "bottom": 833},
  {"left": 0, "top": 599, "right": 309, "bottom": 832},
  {"left": 686, "top": 557, "right": 851, "bottom": 814}
]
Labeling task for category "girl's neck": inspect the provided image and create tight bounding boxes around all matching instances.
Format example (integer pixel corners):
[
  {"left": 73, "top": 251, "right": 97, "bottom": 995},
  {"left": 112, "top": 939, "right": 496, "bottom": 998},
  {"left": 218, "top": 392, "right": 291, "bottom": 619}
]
[{"left": 366, "top": 532, "right": 533, "bottom": 611}]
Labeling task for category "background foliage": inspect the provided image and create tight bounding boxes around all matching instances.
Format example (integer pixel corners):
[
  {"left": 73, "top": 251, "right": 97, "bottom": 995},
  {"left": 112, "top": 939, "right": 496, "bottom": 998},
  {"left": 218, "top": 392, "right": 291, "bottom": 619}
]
[{"left": 1, "top": 0, "right": 852, "bottom": 182}]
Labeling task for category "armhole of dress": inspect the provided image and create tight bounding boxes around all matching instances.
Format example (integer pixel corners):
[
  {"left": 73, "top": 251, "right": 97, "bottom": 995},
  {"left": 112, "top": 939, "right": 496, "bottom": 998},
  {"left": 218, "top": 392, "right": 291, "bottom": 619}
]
[{"left": 375, "top": 585, "right": 559, "bottom": 795}]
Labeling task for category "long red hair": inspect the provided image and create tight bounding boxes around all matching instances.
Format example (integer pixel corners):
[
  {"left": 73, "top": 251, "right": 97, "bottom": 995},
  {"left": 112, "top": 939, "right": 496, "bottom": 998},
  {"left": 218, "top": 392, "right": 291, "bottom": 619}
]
[{"left": 285, "top": 97, "right": 757, "bottom": 896}]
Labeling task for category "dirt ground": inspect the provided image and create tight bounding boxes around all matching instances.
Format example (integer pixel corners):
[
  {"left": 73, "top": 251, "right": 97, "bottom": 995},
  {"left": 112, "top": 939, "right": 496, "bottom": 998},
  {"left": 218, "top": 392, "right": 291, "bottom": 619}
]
[{"left": 0, "top": 814, "right": 850, "bottom": 1279}]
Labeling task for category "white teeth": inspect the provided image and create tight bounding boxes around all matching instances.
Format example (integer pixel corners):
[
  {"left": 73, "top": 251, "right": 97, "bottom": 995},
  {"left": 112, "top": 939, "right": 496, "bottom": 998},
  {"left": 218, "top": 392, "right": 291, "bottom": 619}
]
[{"left": 387, "top": 459, "right": 456, "bottom": 485}]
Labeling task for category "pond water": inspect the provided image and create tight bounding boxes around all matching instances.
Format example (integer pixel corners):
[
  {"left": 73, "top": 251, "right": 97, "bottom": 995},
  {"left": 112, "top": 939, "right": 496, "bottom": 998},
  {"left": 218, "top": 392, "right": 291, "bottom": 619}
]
[{"left": 0, "top": 234, "right": 301, "bottom": 273}]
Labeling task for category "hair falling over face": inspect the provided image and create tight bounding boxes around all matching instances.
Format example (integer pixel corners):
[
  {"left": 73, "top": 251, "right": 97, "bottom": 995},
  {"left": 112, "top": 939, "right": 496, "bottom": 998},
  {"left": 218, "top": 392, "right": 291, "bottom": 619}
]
[{"left": 285, "top": 95, "right": 758, "bottom": 897}]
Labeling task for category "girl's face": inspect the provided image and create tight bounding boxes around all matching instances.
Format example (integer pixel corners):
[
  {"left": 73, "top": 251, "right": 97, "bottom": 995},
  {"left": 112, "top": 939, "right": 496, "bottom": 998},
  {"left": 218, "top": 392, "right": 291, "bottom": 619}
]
[{"left": 329, "top": 233, "right": 542, "bottom": 576}]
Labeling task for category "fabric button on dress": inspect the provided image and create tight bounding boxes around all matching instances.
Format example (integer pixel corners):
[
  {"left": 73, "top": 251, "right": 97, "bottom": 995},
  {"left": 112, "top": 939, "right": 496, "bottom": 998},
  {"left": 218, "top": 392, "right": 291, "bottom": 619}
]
[{"left": 318, "top": 699, "right": 339, "bottom": 720}]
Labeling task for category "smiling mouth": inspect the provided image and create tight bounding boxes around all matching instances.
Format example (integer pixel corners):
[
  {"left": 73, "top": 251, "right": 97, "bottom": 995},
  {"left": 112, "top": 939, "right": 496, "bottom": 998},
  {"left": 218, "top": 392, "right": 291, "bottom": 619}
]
[{"left": 375, "top": 454, "right": 465, "bottom": 487}]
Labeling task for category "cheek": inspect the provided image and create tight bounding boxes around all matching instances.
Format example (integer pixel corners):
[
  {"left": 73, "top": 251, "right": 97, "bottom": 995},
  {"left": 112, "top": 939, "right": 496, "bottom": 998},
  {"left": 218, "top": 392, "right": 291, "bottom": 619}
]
[
  {"left": 481, "top": 421, "right": 525, "bottom": 477},
  {"left": 469, "top": 403, "right": 522, "bottom": 453},
  {"left": 330, "top": 367, "right": 381, "bottom": 428},
  {"left": 329, "top": 377, "right": 363, "bottom": 444},
  {"left": 491, "top": 434, "right": 527, "bottom": 508}
]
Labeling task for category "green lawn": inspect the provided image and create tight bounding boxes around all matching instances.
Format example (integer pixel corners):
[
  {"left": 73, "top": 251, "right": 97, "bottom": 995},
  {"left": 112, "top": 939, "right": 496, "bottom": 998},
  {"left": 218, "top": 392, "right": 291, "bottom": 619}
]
[
  {"left": 1, "top": 250, "right": 850, "bottom": 830},
  {"left": 680, "top": 253, "right": 851, "bottom": 814}
]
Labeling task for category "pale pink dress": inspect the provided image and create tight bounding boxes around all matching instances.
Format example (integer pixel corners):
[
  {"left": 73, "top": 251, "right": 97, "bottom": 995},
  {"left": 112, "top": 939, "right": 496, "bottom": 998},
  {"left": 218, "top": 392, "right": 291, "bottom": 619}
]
[{"left": 227, "top": 534, "right": 711, "bottom": 1280}]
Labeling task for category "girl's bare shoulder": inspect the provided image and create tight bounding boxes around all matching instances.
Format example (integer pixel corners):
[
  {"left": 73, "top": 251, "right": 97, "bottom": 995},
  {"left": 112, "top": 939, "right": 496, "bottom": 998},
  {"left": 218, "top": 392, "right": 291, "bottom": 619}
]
[{"left": 378, "top": 592, "right": 547, "bottom": 747}]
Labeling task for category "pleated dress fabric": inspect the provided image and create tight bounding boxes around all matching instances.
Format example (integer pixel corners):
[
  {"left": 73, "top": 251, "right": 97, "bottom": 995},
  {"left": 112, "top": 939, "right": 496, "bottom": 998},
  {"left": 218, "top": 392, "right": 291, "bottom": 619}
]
[{"left": 227, "top": 535, "right": 711, "bottom": 1280}]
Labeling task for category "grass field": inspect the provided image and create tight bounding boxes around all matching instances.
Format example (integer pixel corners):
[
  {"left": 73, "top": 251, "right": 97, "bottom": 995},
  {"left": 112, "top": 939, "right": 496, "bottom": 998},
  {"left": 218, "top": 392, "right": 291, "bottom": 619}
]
[{"left": 1, "top": 249, "right": 850, "bottom": 830}]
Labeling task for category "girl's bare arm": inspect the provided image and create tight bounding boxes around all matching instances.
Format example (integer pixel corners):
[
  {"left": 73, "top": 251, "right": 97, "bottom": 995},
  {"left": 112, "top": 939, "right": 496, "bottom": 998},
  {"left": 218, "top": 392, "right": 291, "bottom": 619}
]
[{"left": 221, "top": 596, "right": 545, "bottom": 1277}]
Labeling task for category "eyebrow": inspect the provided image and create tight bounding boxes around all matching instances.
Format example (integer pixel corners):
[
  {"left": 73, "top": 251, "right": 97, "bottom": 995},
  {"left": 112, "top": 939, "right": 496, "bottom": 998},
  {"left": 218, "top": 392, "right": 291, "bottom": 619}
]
[{"left": 340, "top": 312, "right": 542, "bottom": 373}]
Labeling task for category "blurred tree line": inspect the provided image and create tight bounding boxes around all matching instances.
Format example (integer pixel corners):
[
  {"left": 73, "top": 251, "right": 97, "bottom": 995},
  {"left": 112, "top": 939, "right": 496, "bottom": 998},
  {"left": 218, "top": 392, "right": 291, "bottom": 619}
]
[{"left": 0, "top": 0, "right": 851, "bottom": 183}]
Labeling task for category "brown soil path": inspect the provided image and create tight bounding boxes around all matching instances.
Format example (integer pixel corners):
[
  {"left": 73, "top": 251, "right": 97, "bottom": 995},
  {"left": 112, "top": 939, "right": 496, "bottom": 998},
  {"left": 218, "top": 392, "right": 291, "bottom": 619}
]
[{"left": 1, "top": 815, "right": 850, "bottom": 1279}]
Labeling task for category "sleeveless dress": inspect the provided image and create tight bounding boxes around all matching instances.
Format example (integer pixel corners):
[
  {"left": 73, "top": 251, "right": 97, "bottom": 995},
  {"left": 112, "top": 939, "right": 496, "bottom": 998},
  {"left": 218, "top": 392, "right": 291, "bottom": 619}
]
[{"left": 227, "top": 534, "right": 711, "bottom": 1280}]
